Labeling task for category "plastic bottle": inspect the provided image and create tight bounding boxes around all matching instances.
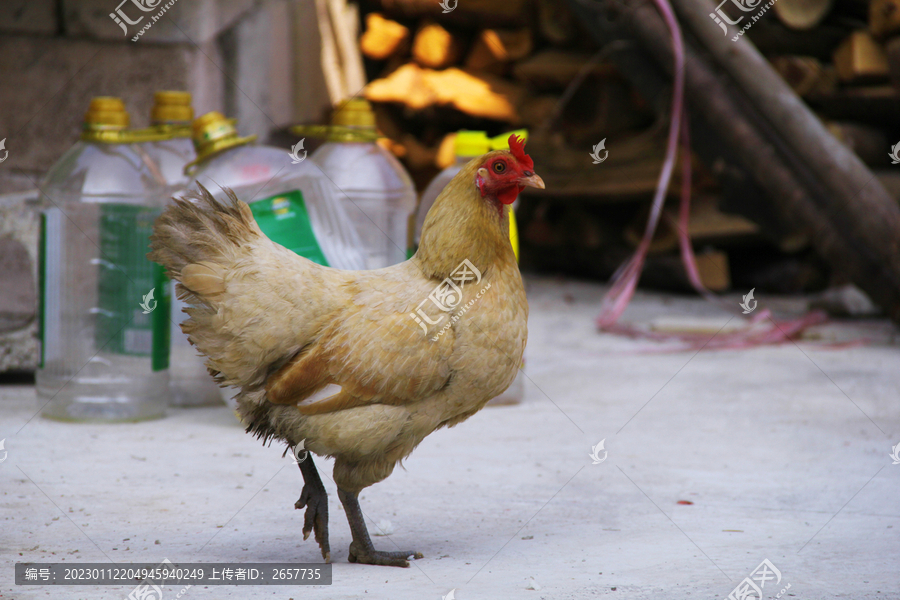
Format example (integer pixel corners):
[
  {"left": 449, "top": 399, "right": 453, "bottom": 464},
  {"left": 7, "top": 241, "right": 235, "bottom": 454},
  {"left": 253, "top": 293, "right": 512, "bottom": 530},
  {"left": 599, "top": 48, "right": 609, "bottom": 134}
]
[
  {"left": 140, "top": 92, "right": 222, "bottom": 407},
  {"left": 37, "top": 97, "right": 171, "bottom": 422},
  {"left": 307, "top": 99, "right": 417, "bottom": 268},
  {"left": 185, "top": 112, "right": 367, "bottom": 270},
  {"left": 143, "top": 91, "right": 195, "bottom": 189},
  {"left": 416, "top": 129, "right": 527, "bottom": 406}
]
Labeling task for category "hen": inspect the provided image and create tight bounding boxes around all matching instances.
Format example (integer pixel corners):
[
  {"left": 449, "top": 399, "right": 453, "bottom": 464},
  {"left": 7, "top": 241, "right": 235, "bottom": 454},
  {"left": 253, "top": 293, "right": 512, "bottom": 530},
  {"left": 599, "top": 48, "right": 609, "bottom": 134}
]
[{"left": 148, "top": 134, "right": 542, "bottom": 567}]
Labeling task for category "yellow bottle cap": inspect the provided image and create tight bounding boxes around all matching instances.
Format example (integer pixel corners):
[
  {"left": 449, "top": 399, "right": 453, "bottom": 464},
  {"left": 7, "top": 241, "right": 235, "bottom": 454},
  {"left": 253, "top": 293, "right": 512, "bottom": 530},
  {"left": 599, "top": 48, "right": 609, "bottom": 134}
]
[
  {"left": 289, "top": 98, "right": 380, "bottom": 142},
  {"left": 454, "top": 131, "right": 491, "bottom": 157},
  {"left": 81, "top": 97, "right": 130, "bottom": 142},
  {"left": 84, "top": 97, "right": 129, "bottom": 129},
  {"left": 185, "top": 111, "right": 257, "bottom": 173},
  {"left": 151, "top": 90, "right": 193, "bottom": 125},
  {"left": 331, "top": 98, "right": 376, "bottom": 128},
  {"left": 454, "top": 129, "right": 529, "bottom": 157}
]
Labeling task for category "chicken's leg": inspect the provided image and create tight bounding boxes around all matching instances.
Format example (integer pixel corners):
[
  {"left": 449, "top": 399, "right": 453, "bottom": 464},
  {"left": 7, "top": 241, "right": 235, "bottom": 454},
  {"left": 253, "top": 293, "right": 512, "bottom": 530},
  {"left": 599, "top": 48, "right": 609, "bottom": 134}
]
[
  {"left": 337, "top": 488, "right": 423, "bottom": 567},
  {"left": 295, "top": 454, "right": 331, "bottom": 562}
]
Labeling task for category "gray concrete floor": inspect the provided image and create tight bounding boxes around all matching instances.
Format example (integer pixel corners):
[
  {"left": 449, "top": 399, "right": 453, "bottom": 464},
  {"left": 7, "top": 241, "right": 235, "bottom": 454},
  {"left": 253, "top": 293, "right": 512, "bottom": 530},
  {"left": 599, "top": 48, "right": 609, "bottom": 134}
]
[{"left": 2, "top": 275, "right": 899, "bottom": 600}]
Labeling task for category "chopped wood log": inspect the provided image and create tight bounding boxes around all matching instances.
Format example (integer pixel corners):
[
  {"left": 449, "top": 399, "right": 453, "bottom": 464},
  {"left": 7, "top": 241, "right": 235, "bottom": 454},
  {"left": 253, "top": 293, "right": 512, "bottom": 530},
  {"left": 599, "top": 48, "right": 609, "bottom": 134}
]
[
  {"left": 360, "top": 13, "right": 409, "bottom": 60},
  {"left": 774, "top": 0, "right": 833, "bottom": 30},
  {"left": 871, "top": 0, "right": 900, "bottom": 38},
  {"left": 686, "top": 196, "right": 760, "bottom": 241},
  {"left": 695, "top": 251, "right": 731, "bottom": 292},
  {"left": 769, "top": 56, "right": 837, "bottom": 97},
  {"left": 512, "top": 50, "right": 616, "bottom": 89},
  {"left": 411, "top": 21, "right": 462, "bottom": 69},
  {"left": 435, "top": 133, "right": 457, "bottom": 169},
  {"left": 885, "top": 36, "right": 900, "bottom": 91},
  {"left": 641, "top": 250, "right": 731, "bottom": 292},
  {"left": 536, "top": 0, "right": 578, "bottom": 44},
  {"left": 465, "top": 28, "right": 532, "bottom": 74},
  {"left": 365, "top": 63, "right": 525, "bottom": 121},
  {"left": 833, "top": 31, "right": 890, "bottom": 83}
]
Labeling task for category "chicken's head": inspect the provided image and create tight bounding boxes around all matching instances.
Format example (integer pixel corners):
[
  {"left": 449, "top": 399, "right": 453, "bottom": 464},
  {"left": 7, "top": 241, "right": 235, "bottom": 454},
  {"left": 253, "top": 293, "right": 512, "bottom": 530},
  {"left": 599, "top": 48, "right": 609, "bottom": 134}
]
[{"left": 475, "top": 134, "right": 545, "bottom": 206}]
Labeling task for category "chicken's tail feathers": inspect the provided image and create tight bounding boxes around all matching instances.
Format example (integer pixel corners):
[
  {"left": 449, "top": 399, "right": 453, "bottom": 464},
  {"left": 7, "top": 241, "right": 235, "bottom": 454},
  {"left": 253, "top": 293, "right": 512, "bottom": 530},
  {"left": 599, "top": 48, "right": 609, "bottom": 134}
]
[
  {"left": 148, "top": 184, "right": 274, "bottom": 389},
  {"left": 148, "top": 184, "right": 261, "bottom": 282},
  {"left": 149, "top": 184, "right": 334, "bottom": 393}
]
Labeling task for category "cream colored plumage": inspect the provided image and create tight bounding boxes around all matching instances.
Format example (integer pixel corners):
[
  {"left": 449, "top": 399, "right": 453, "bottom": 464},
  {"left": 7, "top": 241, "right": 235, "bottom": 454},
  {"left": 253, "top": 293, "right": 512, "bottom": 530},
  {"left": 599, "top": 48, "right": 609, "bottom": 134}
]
[{"left": 149, "top": 143, "right": 541, "bottom": 567}]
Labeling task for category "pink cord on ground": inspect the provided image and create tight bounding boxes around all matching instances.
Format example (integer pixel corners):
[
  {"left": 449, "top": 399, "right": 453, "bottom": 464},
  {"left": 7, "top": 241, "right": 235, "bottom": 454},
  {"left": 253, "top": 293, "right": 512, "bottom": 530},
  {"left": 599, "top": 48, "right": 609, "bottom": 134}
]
[
  {"left": 595, "top": 0, "right": 834, "bottom": 352},
  {"left": 596, "top": 0, "right": 684, "bottom": 329}
]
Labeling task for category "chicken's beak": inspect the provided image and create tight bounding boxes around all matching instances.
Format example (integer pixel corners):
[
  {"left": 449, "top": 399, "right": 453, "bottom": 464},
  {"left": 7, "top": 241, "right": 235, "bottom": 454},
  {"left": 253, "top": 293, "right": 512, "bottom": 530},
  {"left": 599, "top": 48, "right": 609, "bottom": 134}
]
[{"left": 518, "top": 172, "right": 545, "bottom": 190}]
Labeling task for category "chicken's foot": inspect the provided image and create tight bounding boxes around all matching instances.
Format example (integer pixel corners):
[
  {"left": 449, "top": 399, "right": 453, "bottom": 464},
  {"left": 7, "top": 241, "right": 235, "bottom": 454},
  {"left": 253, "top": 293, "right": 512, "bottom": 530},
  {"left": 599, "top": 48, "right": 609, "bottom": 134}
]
[
  {"left": 337, "top": 488, "right": 423, "bottom": 567},
  {"left": 295, "top": 454, "right": 331, "bottom": 563}
]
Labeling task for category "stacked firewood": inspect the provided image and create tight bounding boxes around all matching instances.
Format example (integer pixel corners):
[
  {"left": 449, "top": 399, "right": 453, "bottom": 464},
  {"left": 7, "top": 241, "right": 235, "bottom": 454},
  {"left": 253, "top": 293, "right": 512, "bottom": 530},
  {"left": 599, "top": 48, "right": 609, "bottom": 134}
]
[
  {"left": 765, "top": 0, "right": 900, "bottom": 168},
  {"left": 357, "top": 0, "right": 652, "bottom": 178},
  {"left": 355, "top": 0, "right": 899, "bottom": 298}
]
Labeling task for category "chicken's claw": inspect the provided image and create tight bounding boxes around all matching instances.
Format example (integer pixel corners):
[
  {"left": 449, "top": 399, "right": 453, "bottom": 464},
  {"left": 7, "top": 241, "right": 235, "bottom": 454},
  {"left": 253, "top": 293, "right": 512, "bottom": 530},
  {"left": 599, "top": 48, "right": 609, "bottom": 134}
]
[
  {"left": 295, "top": 455, "right": 331, "bottom": 562},
  {"left": 338, "top": 488, "right": 423, "bottom": 568},
  {"left": 348, "top": 542, "right": 423, "bottom": 567}
]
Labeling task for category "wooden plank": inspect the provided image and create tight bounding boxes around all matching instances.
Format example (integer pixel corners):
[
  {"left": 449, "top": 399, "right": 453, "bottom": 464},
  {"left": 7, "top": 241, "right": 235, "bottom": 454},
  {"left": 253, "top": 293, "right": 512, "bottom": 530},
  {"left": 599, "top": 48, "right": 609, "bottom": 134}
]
[
  {"left": 833, "top": 30, "right": 890, "bottom": 83},
  {"left": 360, "top": 13, "right": 409, "bottom": 60},
  {"left": 465, "top": 28, "right": 532, "bottom": 74},
  {"left": 365, "top": 63, "right": 525, "bottom": 121},
  {"left": 412, "top": 22, "right": 462, "bottom": 69},
  {"left": 871, "top": 0, "right": 900, "bottom": 38},
  {"left": 774, "top": 0, "right": 833, "bottom": 30}
]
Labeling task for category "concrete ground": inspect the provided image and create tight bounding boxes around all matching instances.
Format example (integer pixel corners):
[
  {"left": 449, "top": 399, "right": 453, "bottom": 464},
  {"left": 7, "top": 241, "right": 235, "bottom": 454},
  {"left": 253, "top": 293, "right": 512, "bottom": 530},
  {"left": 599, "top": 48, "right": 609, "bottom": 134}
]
[{"left": 2, "top": 275, "right": 899, "bottom": 600}]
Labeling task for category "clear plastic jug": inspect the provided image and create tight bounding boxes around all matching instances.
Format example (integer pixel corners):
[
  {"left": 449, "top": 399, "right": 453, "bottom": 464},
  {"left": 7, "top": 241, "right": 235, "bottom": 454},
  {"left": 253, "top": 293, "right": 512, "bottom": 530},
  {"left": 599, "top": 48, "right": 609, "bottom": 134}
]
[
  {"left": 140, "top": 92, "right": 223, "bottom": 407},
  {"left": 185, "top": 112, "right": 367, "bottom": 271},
  {"left": 306, "top": 99, "right": 417, "bottom": 269},
  {"left": 37, "top": 97, "right": 171, "bottom": 422}
]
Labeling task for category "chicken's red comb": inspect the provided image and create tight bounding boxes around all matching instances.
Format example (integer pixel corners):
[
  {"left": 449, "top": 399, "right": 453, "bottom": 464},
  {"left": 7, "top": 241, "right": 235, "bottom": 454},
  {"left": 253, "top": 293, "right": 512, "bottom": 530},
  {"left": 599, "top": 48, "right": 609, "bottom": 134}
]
[{"left": 508, "top": 134, "right": 534, "bottom": 170}]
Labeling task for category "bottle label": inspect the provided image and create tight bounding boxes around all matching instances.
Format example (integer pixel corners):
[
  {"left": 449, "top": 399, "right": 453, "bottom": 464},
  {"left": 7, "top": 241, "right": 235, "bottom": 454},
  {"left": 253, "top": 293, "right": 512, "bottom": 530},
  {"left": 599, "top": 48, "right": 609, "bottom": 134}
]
[
  {"left": 248, "top": 191, "right": 330, "bottom": 266},
  {"left": 95, "top": 204, "right": 170, "bottom": 367},
  {"left": 151, "top": 264, "right": 171, "bottom": 372}
]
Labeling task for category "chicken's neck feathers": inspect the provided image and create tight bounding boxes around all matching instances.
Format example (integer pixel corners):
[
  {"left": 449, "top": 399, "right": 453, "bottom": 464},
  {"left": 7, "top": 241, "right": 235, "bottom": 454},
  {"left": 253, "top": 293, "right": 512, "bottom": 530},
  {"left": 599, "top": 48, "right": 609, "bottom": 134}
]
[{"left": 415, "top": 153, "right": 514, "bottom": 280}]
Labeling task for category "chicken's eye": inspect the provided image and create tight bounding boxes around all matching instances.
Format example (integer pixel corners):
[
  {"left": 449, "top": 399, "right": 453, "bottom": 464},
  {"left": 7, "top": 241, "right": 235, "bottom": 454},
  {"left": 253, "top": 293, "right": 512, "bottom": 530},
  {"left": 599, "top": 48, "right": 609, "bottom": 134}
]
[{"left": 493, "top": 161, "right": 506, "bottom": 173}]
